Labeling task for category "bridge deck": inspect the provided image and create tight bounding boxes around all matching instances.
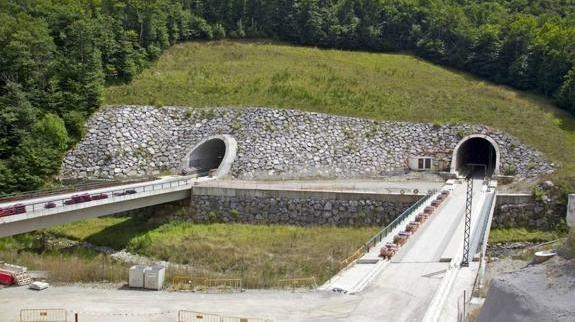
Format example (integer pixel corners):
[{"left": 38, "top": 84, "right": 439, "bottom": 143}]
[
  {"left": 322, "top": 178, "right": 495, "bottom": 321},
  {"left": 0, "top": 176, "right": 213, "bottom": 237}
]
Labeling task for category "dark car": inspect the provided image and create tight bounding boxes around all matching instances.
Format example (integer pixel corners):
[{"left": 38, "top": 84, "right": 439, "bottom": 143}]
[{"left": 44, "top": 202, "right": 57, "bottom": 209}]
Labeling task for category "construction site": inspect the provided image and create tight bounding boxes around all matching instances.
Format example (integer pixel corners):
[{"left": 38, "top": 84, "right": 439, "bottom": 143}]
[{"left": 3, "top": 108, "right": 569, "bottom": 322}]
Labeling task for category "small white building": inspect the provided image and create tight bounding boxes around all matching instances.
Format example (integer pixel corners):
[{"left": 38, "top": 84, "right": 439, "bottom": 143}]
[{"left": 407, "top": 154, "right": 450, "bottom": 172}]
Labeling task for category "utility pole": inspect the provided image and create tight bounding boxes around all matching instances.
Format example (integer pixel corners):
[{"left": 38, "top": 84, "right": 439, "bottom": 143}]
[{"left": 461, "top": 175, "right": 472, "bottom": 267}]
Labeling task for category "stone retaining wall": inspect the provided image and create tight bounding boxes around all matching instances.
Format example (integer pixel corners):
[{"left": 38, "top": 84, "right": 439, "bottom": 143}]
[
  {"left": 187, "top": 187, "right": 419, "bottom": 226},
  {"left": 493, "top": 187, "right": 566, "bottom": 230},
  {"left": 61, "top": 105, "right": 552, "bottom": 180},
  {"left": 186, "top": 191, "right": 563, "bottom": 229}
]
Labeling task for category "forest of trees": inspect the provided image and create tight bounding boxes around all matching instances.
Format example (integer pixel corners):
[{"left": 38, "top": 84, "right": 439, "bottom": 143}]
[{"left": 0, "top": 0, "right": 574, "bottom": 194}]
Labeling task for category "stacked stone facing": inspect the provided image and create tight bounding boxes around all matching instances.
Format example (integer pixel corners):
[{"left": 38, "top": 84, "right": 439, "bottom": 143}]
[
  {"left": 61, "top": 105, "right": 553, "bottom": 179},
  {"left": 189, "top": 194, "right": 414, "bottom": 226}
]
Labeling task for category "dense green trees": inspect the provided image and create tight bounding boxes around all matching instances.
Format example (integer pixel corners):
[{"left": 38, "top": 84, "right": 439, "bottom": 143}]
[
  {"left": 0, "top": 0, "right": 574, "bottom": 194},
  {"left": 0, "top": 0, "right": 218, "bottom": 193}
]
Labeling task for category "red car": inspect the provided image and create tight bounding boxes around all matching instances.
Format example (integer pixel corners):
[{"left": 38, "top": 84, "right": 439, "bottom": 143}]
[
  {"left": 0, "top": 204, "right": 26, "bottom": 217},
  {"left": 91, "top": 193, "right": 109, "bottom": 200},
  {"left": 65, "top": 193, "right": 92, "bottom": 205}
]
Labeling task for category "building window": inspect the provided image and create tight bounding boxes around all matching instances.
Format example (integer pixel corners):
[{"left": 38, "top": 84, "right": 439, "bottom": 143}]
[{"left": 418, "top": 157, "right": 432, "bottom": 170}]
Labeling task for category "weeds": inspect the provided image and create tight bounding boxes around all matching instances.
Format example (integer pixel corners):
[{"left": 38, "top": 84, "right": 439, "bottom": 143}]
[
  {"left": 365, "top": 124, "right": 378, "bottom": 139},
  {"left": 123, "top": 222, "right": 377, "bottom": 288},
  {"left": 43, "top": 219, "right": 377, "bottom": 288},
  {"left": 502, "top": 164, "right": 518, "bottom": 176},
  {"left": 489, "top": 228, "right": 563, "bottom": 244},
  {"left": 0, "top": 238, "right": 127, "bottom": 283}
]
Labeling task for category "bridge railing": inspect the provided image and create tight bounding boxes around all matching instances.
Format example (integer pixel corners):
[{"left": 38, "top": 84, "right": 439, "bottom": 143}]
[
  {"left": 339, "top": 192, "right": 435, "bottom": 269},
  {"left": 0, "top": 179, "right": 147, "bottom": 203},
  {"left": 363, "top": 192, "right": 434, "bottom": 253},
  {"left": 3, "top": 177, "right": 194, "bottom": 216}
]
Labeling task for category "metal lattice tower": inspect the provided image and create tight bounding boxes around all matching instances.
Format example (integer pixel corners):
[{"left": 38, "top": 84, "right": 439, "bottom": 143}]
[{"left": 461, "top": 176, "right": 473, "bottom": 267}]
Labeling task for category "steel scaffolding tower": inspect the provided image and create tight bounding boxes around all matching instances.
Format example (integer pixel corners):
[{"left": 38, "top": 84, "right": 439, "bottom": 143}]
[{"left": 461, "top": 176, "right": 473, "bottom": 267}]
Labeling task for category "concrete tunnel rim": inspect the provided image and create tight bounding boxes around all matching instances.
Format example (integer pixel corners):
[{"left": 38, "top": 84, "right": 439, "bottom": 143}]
[
  {"left": 450, "top": 134, "right": 500, "bottom": 177},
  {"left": 181, "top": 134, "right": 237, "bottom": 178}
]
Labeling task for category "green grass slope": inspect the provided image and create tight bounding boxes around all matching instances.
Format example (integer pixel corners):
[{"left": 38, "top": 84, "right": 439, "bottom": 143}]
[{"left": 105, "top": 41, "right": 575, "bottom": 181}]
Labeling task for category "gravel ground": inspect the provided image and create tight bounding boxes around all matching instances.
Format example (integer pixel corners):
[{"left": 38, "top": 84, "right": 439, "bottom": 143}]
[{"left": 477, "top": 256, "right": 575, "bottom": 322}]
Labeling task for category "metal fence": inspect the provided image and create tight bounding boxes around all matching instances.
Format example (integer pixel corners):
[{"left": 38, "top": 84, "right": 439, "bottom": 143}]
[
  {"left": 339, "top": 247, "right": 365, "bottom": 269},
  {"left": 20, "top": 309, "right": 67, "bottom": 322},
  {"left": 276, "top": 277, "right": 317, "bottom": 290},
  {"left": 363, "top": 192, "right": 434, "bottom": 253},
  {"left": 171, "top": 276, "right": 242, "bottom": 293},
  {"left": 204, "top": 278, "right": 242, "bottom": 292},
  {"left": 171, "top": 276, "right": 210, "bottom": 291},
  {"left": 178, "top": 311, "right": 222, "bottom": 322},
  {"left": 178, "top": 311, "right": 272, "bottom": 322},
  {"left": 221, "top": 316, "right": 273, "bottom": 322}
]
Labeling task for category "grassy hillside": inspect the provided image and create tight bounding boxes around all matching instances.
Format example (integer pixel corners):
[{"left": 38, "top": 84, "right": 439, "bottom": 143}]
[{"left": 105, "top": 41, "right": 575, "bottom": 181}]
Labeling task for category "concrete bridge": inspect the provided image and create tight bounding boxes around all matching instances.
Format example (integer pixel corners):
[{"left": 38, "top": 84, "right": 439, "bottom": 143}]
[
  {"left": 320, "top": 178, "right": 497, "bottom": 321},
  {"left": 0, "top": 176, "right": 210, "bottom": 237}
]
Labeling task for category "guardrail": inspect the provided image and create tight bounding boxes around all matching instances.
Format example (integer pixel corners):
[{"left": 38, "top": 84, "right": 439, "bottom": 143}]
[
  {"left": 339, "top": 192, "right": 435, "bottom": 269},
  {"left": 1, "top": 177, "right": 195, "bottom": 217},
  {"left": 0, "top": 179, "right": 137, "bottom": 202}
]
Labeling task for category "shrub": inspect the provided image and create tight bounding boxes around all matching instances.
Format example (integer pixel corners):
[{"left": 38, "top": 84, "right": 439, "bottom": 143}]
[
  {"left": 212, "top": 24, "right": 226, "bottom": 40},
  {"left": 502, "top": 164, "right": 518, "bottom": 176}
]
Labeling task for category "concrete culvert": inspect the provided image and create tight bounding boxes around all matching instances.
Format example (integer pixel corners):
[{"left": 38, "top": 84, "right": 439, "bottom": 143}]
[
  {"left": 451, "top": 135, "right": 499, "bottom": 177},
  {"left": 182, "top": 135, "right": 237, "bottom": 178}
]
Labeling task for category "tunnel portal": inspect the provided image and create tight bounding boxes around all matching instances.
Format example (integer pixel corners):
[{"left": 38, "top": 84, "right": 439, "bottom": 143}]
[
  {"left": 182, "top": 135, "right": 237, "bottom": 178},
  {"left": 188, "top": 138, "right": 226, "bottom": 173},
  {"left": 452, "top": 136, "right": 499, "bottom": 177}
]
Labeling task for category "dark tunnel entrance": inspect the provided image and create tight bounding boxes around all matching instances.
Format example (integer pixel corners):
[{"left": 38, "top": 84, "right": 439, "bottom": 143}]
[
  {"left": 188, "top": 138, "right": 226, "bottom": 174},
  {"left": 454, "top": 137, "right": 497, "bottom": 177}
]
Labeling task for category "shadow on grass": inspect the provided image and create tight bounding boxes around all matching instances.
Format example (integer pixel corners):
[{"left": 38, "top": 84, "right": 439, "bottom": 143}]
[{"left": 83, "top": 217, "right": 162, "bottom": 250}]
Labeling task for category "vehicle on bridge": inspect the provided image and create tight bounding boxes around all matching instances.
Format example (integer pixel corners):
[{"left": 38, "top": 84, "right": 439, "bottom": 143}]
[{"left": 0, "top": 204, "right": 26, "bottom": 217}]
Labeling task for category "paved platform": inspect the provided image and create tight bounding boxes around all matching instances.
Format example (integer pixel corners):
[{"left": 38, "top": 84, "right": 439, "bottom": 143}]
[
  {"left": 196, "top": 178, "right": 444, "bottom": 194},
  {"left": 321, "top": 178, "right": 496, "bottom": 321}
]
